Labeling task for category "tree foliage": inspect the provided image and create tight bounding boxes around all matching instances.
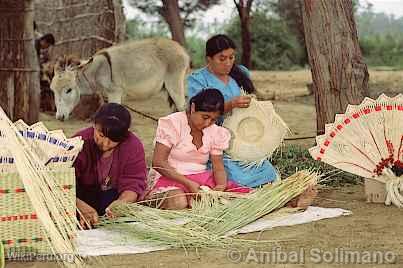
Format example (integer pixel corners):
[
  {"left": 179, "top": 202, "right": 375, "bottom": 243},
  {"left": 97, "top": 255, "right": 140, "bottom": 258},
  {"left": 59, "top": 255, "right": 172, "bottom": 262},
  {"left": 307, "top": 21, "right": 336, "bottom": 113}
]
[
  {"left": 186, "top": 35, "right": 206, "bottom": 68},
  {"left": 356, "top": 5, "right": 403, "bottom": 67},
  {"left": 226, "top": 10, "right": 305, "bottom": 70},
  {"left": 127, "top": 0, "right": 220, "bottom": 28},
  {"left": 126, "top": 18, "right": 169, "bottom": 39}
]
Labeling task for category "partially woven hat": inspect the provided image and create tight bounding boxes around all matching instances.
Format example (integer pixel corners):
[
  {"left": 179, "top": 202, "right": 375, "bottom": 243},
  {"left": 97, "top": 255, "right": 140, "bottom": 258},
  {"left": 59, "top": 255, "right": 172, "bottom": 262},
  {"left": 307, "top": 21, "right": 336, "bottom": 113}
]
[{"left": 223, "top": 97, "right": 290, "bottom": 165}]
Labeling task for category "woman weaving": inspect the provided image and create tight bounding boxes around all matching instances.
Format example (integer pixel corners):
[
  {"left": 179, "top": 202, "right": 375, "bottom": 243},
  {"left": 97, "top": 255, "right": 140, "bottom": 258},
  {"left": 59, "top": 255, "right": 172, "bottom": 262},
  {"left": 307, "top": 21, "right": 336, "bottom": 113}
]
[
  {"left": 148, "top": 89, "right": 250, "bottom": 210},
  {"left": 73, "top": 103, "right": 147, "bottom": 227}
]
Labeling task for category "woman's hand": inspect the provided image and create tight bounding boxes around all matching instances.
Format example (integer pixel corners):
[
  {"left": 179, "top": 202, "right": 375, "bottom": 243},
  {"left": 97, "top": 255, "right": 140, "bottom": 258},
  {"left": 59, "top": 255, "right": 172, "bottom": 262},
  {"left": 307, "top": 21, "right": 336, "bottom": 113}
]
[
  {"left": 213, "top": 184, "right": 227, "bottom": 191},
  {"left": 231, "top": 96, "right": 251, "bottom": 109},
  {"left": 185, "top": 180, "right": 201, "bottom": 198},
  {"left": 186, "top": 180, "right": 200, "bottom": 193},
  {"left": 77, "top": 199, "right": 99, "bottom": 229},
  {"left": 105, "top": 199, "right": 126, "bottom": 218},
  {"left": 105, "top": 191, "right": 138, "bottom": 218}
]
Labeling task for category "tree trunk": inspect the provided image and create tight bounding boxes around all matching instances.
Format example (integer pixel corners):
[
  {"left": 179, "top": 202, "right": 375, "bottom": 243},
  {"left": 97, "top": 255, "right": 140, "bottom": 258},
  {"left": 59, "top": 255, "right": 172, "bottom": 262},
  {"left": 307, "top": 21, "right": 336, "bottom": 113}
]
[
  {"left": 235, "top": 0, "right": 253, "bottom": 68},
  {"left": 301, "top": 0, "right": 369, "bottom": 134},
  {"left": 161, "top": 0, "right": 186, "bottom": 47},
  {"left": 111, "top": 0, "right": 127, "bottom": 43},
  {"left": 0, "top": 0, "right": 40, "bottom": 124}
]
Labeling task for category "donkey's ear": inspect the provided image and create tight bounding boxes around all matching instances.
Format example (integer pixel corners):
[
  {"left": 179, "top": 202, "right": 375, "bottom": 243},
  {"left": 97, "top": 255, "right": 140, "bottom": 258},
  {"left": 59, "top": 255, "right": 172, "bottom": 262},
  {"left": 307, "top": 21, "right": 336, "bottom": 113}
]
[
  {"left": 77, "top": 58, "right": 93, "bottom": 69},
  {"left": 66, "top": 55, "right": 81, "bottom": 67},
  {"left": 63, "top": 55, "right": 81, "bottom": 71}
]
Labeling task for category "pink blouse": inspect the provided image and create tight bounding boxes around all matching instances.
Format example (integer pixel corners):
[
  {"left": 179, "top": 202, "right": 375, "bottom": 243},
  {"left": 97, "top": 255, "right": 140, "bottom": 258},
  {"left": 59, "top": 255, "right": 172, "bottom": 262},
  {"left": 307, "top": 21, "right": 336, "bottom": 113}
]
[{"left": 155, "top": 111, "right": 231, "bottom": 175}]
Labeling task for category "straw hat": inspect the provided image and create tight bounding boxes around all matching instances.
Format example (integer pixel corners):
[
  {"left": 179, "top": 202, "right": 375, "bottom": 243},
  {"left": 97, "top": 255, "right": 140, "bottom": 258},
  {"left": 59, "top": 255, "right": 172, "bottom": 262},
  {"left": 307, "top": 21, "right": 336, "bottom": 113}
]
[{"left": 223, "top": 97, "right": 290, "bottom": 164}]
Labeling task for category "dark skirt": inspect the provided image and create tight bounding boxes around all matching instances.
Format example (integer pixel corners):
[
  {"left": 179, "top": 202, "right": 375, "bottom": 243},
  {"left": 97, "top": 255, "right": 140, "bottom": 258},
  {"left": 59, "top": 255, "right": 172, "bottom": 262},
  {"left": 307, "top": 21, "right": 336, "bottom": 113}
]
[{"left": 76, "top": 185, "right": 119, "bottom": 216}]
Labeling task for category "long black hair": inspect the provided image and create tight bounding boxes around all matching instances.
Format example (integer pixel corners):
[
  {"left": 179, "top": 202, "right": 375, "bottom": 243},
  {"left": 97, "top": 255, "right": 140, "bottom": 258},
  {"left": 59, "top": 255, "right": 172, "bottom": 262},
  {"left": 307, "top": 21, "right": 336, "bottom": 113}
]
[
  {"left": 205, "top": 34, "right": 255, "bottom": 94},
  {"left": 188, "top": 88, "right": 225, "bottom": 115},
  {"left": 94, "top": 103, "right": 131, "bottom": 142}
]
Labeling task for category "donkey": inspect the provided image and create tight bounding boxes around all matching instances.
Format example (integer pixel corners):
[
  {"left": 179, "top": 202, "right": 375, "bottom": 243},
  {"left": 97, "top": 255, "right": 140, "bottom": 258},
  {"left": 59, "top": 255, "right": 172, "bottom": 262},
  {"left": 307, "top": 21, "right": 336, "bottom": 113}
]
[{"left": 50, "top": 38, "right": 190, "bottom": 120}]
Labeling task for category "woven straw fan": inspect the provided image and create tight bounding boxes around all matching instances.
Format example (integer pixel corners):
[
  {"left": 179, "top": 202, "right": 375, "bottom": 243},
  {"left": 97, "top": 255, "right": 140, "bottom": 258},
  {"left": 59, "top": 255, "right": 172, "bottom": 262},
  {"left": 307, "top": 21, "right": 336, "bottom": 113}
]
[
  {"left": 309, "top": 94, "right": 403, "bottom": 207},
  {"left": 223, "top": 96, "right": 290, "bottom": 166}
]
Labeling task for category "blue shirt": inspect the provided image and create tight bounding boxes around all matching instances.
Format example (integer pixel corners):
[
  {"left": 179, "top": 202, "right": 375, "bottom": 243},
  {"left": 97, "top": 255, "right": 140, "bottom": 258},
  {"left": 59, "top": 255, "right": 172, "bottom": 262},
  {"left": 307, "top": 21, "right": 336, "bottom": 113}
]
[{"left": 187, "top": 66, "right": 250, "bottom": 101}]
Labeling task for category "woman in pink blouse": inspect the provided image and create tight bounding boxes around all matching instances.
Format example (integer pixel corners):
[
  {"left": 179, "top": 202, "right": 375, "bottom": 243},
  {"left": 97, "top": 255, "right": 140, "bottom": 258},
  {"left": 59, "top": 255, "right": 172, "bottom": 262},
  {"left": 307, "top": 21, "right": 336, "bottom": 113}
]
[{"left": 149, "top": 88, "right": 250, "bottom": 209}]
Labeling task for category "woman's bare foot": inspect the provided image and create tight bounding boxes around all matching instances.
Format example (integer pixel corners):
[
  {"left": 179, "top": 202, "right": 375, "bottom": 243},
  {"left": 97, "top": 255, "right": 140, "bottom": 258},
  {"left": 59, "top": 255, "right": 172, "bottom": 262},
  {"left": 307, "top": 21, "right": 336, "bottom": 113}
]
[{"left": 286, "top": 184, "right": 318, "bottom": 209}]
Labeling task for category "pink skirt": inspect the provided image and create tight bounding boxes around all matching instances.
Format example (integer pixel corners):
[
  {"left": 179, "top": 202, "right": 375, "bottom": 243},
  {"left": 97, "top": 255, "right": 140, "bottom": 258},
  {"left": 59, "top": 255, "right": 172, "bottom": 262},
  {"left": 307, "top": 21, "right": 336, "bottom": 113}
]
[{"left": 150, "top": 171, "right": 251, "bottom": 195}]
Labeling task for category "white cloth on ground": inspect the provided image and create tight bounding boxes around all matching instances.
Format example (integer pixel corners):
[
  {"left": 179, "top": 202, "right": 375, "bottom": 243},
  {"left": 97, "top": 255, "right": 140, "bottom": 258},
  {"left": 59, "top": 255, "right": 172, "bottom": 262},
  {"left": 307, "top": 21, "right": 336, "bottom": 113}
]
[{"left": 76, "top": 206, "right": 351, "bottom": 257}]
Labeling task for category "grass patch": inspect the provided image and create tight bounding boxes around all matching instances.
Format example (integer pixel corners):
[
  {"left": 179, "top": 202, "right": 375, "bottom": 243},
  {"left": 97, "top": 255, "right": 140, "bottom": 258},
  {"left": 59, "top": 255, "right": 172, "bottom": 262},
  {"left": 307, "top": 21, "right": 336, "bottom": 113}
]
[{"left": 271, "top": 144, "right": 362, "bottom": 186}]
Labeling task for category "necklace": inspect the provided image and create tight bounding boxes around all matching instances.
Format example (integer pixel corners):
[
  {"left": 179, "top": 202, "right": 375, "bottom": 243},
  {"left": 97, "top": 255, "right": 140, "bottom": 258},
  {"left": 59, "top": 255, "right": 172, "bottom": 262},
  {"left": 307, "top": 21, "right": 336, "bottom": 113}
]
[{"left": 98, "top": 153, "right": 114, "bottom": 191}]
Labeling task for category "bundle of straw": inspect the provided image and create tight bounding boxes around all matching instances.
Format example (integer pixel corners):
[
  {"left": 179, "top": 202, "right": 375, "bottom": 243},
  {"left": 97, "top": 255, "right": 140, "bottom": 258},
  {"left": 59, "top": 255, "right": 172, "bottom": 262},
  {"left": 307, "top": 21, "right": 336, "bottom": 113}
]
[
  {"left": 100, "top": 203, "right": 271, "bottom": 250},
  {"left": 0, "top": 108, "right": 83, "bottom": 267},
  {"left": 195, "top": 170, "right": 318, "bottom": 236},
  {"left": 103, "top": 170, "right": 319, "bottom": 250},
  {"left": 191, "top": 186, "right": 248, "bottom": 213}
]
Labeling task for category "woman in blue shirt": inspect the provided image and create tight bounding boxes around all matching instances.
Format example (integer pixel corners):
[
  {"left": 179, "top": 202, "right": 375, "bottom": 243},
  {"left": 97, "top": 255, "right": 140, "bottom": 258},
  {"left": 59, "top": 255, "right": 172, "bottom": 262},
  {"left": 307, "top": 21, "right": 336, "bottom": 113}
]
[{"left": 187, "top": 34, "right": 278, "bottom": 188}]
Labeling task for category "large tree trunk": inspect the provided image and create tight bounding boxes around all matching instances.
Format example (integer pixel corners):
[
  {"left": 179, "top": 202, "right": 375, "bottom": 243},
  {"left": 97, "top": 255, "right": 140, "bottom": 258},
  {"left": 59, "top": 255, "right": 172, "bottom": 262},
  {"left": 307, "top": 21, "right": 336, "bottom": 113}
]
[
  {"left": 301, "top": 0, "right": 369, "bottom": 134},
  {"left": 234, "top": 0, "right": 253, "bottom": 68},
  {"left": 161, "top": 0, "right": 186, "bottom": 47},
  {"left": 0, "top": 0, "right": 40, "bottom": 124}
]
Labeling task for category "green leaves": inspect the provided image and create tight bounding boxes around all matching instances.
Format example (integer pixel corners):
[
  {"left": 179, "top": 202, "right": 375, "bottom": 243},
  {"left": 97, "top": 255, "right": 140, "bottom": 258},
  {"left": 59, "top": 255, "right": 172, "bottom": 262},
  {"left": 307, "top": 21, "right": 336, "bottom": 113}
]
[{"left": 225, "top": 11, "right": 305, "bottom": 70}]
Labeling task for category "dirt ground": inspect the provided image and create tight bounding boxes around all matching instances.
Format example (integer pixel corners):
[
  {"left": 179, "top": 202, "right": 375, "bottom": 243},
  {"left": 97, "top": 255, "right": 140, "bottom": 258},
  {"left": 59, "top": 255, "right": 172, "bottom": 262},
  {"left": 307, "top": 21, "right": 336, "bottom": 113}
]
[{"left": 7, "top": 69, "right": 403, "bottom": 267}]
